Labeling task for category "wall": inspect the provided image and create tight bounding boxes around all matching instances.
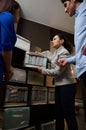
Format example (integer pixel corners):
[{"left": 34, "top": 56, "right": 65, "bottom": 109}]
[
  {"left": 17, "top": 18, "right": 50, "bottom": 51},
  {"left": 17, "top": 18, "right": 74, "bottom": 51}
]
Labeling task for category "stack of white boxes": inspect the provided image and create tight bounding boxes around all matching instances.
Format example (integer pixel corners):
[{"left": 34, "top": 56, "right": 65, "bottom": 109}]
[
  {"left": 0, "top": 35, "right": 31, "bottom": 130},
  {"left": 0, "top": 35, "right": 56, "bottom": 130},
  {"left": 24, "top": 52, "right": 48, "bottom": 69}
]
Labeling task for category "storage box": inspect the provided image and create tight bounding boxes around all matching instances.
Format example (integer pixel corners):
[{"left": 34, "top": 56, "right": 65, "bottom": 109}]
[
  {"left": 15, "top": 35, "right": 30, "bottom": 52},
  {"left": 10, "top": 68, "right": 26, "bottom": 83},
  {"left": 47, "top": 88, "right": 55, "bottom": 104},
  {"left": 46, "top": 76, "right": 55, "bottom": 87},
  {"left": 12, "top": 35, "right": 30, "bottom": 66},
  {"left": 24, "top": 52, "right": 48, "bottom": 69},
  {"left": 30, "top": 86, "right": 47, "bottom": 105},
  {"left": 41, "top": 120, "right": 56, "bottom": 130},
  {"left": 0, "top": 107, "right": 30, "bottom": 130},
  {"left": 4, "top": 85, "right": 28, "bottom": 107},
  {"left": 27, "top": 70, "right": 44, "bottom": 86}
]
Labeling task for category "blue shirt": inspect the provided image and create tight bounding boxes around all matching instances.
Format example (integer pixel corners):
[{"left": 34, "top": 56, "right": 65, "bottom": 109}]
[
  {"left": 0, "top": 11, "right": 16, "bottom": 84},
  {"left": 68, "top": 0, "right": 86, "bottom": 78}
]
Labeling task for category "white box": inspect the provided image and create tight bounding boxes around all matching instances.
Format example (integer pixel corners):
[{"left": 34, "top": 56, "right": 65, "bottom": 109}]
[
  {"left": 27, "top": 70, "right": 44, "bottom": 86},
  {"left": 31, "top": 86, "right": 47, "bottom": 105},
  {"left": 4, "top": 85, "right": 28, "bottom": 107},
  {"left": 24, "top": 52, "right": 48, "bottom": 69},
  {"left": 15, "top": 35, "right": 30, "bottom": 52},
  {"left": 10, "top": 68, "right": 26, "bottom": 83},
  {"left": 0, "top": 107, "right": 30, "bottom": 130}
]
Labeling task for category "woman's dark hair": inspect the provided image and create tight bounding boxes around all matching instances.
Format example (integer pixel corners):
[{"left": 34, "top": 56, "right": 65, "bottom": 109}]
[
  {"left": 56, "top": 33, "right": 73, "bottom": 54},
  {"left": 0, "top": 0, "right": 20, "bottom": 13},
  {"left": 60, "top": 0, "right": 83, "bottom": 3},
  {"left": 7, "top": 0, "right": 20, "bottom": 15}
]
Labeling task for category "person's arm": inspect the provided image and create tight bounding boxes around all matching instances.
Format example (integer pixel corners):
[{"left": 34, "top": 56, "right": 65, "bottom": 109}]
[
  {"left": 37, "top": 61, "right": 67, "bottom": 78},
  {"left": 42, "top": 64, "right": 67, "bottom": 76},
  {"left": 2, "top": 50, "right": 14, "bottom": 82},
  {"left": 57, "top": 55, "right": 76, "bottom": 67},
  {"left": 1, "top": 12, "right": 16, "bottom": 82},
  {"left": 67, "top": 55, "right": 76, "bottom": 64}
]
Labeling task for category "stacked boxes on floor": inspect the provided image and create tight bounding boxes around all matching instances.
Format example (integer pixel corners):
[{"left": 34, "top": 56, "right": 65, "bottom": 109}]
[
  {"left": 24, "top": 52, "right": 56, "bottom": 130},
  {"left": 4, "top": 85, "right": 28, "bottom": 107},
  {"left": 24, "top": 52, "right": 50, "bottom": 106},
  {"left": 0, "top": 67, "right": 30, "bottom": 130},
  {"left": 0, "top": 107, "right": 30, "bottom": 130},
  {"left": 0, "top": 42, "right": 56, "bottom": 129},
  {"left": 30, "top": 86, "right": 47, "bottom": 105},
  {"left": 0, "top": 35, "right": 31, "bottom": 130}
]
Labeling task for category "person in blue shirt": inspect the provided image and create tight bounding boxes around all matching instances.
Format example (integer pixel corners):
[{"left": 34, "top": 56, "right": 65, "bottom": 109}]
[
  {"left": 0, "top": 0, "right": 20, "bottom": 83},
  {"left": 0, "top": 0, "right": 20, "bottom": 105},
  {"left": 58, "top": 0, "right": 86, "bottom": 122}
]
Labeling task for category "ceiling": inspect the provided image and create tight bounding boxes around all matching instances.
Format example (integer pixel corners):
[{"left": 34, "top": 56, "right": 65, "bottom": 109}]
[{"left": 17, "top": 0, "right": 75, "bottom": 34}]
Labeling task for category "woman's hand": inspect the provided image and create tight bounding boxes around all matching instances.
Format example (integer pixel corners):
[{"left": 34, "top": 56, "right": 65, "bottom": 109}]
[{"left": 37, "top": 66, "right": 43, "bottom": 73}]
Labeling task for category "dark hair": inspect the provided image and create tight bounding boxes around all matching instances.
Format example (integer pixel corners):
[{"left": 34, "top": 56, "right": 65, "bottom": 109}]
[
  {"left": 60, "top": 0, "right": 83, "bottom": 3},
  {"left": 7, "top": 0, "right": 20, "bottom": 15},
  {"left": 0, "top": 0, "right": 20, "bottom": 13},
  {"left": 0, "top": 0, "right": 10, "bottom": 12},
  {"left": 56, "top": 33, "right": 73, "bottom": 54}
]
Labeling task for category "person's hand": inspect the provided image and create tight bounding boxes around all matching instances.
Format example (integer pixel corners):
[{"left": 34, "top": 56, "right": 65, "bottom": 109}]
[
  {"left": 4, "top": 66, "right": 14, "bottom": 83},
  {"left": 82, "top": 44, "right": 86, "bottom": 55},
  {"left": 37, "top": 66, "right": 43, "bottom": 73},
  {"left": 57, "top": 58, "right": 68, "bottom": 67}
]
